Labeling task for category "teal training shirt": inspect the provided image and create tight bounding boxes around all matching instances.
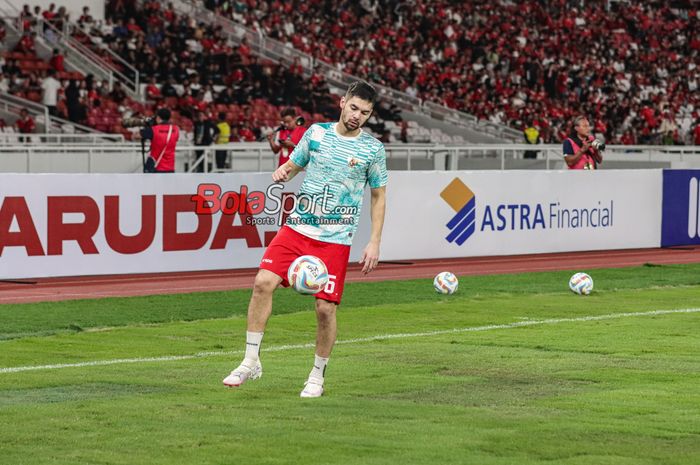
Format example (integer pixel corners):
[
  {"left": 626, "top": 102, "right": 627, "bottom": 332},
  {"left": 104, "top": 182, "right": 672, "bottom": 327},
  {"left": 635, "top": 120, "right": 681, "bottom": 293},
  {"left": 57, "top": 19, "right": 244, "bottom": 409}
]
[{"left": 287, "top": 122, "right": 388, "bottom": 245}]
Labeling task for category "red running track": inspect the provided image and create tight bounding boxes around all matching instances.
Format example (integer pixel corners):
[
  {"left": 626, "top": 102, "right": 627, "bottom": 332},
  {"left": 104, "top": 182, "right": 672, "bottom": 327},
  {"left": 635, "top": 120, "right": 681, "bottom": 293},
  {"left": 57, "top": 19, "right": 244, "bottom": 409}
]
[{"left": 1, "top": 247, "right": 699, "bottom": 304}]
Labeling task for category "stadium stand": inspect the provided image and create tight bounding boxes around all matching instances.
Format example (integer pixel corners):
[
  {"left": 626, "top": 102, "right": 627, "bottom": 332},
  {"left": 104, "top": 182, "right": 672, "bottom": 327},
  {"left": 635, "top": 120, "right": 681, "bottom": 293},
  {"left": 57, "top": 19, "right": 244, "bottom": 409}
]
[
  {"left": 204, "top": 0, "right": 699, "bottom": 145},
  {"left": 0, "top": 1, "right": 490, "bottom": 144},
  {"left": 1, "top": 1, "right": 698, "bottom": 148},
  {"left": 1, "top": 2, "right": 334, "bottom": 140}
]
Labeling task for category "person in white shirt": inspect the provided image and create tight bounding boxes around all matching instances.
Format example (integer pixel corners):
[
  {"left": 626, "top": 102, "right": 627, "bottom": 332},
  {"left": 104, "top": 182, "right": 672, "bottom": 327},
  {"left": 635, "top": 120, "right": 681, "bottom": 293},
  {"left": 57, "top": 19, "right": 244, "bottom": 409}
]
[{"left": 41, "top": 70, "right": 61, "bottom": 116}]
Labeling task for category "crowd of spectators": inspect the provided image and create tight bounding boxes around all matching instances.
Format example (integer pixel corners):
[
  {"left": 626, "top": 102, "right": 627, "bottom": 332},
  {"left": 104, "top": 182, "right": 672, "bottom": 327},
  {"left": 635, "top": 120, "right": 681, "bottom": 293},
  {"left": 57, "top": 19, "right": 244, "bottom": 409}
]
[
  {"left": 89, "top": 1, "right": 341, "bottom": 129},
  {"left": 3, "top": 1, "right": 698, "bottom": 145},
  {"left": 1, "top": 2, "right": 359, "bottom": 140},
  {"left": 204, "top": 0, "right": 699, "bottom": 145}
]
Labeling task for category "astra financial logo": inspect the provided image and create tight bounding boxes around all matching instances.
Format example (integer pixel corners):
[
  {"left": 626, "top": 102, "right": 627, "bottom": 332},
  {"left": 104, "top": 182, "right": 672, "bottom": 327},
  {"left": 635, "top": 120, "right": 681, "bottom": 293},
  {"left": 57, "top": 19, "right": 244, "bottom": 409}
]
[
  {"left": 440, "top": 177, "right": 614, "bottom": 246},
  {"left": 441, "top": 178, "right": 476, "bottom": 245}
]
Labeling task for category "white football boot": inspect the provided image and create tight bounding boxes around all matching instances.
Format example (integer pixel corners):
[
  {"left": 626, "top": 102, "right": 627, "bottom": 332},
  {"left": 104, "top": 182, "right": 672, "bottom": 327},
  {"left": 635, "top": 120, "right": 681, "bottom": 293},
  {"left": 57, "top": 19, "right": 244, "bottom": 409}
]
[
  {"left": 223, "top": 359, "right": 262, "bottom": 387},
  {"left": 300, "top": 377, "right": 324, "bottom": 398}
]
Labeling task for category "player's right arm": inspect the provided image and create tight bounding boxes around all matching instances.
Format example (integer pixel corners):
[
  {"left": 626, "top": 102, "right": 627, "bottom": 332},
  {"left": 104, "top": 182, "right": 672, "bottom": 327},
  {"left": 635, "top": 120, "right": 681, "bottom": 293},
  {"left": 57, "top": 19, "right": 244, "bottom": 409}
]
[{"left": 272, "top": 159, "right": 303, "bottom": 182}]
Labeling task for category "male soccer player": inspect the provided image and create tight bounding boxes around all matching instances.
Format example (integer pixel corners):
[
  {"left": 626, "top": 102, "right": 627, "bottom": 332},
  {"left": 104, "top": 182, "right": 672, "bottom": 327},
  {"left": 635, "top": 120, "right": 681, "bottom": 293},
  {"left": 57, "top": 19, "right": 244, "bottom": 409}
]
[{"left": 223, "top": 80, "right": 388, "bottom": 398}]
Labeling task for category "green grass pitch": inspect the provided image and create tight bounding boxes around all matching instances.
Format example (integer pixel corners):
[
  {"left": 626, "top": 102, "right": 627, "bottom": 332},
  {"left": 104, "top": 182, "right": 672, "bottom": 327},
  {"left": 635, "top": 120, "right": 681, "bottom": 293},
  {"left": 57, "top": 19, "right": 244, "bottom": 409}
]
[{"left": 1, "top": 264, "right": 699, "bottom": 465}]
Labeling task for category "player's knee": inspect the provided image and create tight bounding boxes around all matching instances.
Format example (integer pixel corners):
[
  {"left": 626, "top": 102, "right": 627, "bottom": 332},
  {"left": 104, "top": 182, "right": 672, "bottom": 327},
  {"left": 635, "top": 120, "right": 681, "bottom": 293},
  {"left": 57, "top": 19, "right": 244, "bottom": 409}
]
[
  {"left": 315, "top": 299, "right": 336, "bottom": 322},
  {"left": 252, "top": 273, "right": 277, "bottom": 295}
]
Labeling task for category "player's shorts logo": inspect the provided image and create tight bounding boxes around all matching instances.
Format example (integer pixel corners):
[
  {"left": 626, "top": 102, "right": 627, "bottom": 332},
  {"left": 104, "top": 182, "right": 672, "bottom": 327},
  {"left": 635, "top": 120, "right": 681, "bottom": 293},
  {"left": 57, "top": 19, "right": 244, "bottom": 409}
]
[{"left": 441, "top": 178, "right": 476, "bottom": 245}]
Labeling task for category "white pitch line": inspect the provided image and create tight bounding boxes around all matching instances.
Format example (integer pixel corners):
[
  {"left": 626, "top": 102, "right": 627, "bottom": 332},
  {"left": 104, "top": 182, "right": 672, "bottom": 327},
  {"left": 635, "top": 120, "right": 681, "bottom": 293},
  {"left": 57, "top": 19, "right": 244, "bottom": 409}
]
[{"left": 1, "top": 308, "right": 698, "bottom": 375}]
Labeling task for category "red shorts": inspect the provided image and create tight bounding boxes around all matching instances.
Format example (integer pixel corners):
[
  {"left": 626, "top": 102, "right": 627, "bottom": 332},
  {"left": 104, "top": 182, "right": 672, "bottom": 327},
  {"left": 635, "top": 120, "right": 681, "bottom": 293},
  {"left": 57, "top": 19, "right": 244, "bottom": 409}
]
[{"left": 260, "top": 226, "right": 351, "bottom": 304}]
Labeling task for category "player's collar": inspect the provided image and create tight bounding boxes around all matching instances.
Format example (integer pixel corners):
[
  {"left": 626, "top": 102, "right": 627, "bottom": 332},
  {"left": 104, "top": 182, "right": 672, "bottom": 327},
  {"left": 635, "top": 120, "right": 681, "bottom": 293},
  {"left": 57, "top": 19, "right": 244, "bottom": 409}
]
[{"left": 334, "top": 123, "right": 363, "bottom": 140}]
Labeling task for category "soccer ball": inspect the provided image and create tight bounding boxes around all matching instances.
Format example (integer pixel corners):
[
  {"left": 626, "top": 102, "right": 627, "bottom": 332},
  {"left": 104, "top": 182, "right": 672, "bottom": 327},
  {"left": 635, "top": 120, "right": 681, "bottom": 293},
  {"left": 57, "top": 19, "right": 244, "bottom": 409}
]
[
  {"left": 569, "top": 272, "right": 594, "bottom": 295},
  {"left": 287, "top": 255, "right": 329, "bottom": 295},
  {"left": 434, "top": 271, "right": 459, "bottom": 294}
]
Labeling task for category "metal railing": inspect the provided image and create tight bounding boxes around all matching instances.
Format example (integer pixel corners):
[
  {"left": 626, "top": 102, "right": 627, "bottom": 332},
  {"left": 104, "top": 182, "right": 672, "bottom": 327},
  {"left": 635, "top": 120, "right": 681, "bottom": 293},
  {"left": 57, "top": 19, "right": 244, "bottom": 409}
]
[
  {"left": 2, "top": 142, "right": 698, "bottom": 174},
  {"left": 1, "top": 92, "right": 117, "bottom": 137},
  {"left": 421, "top": 101, "right": 523, "bottom": 141},
  {"left": 63, "top": 22, "right": 141, "bottom": 97},
  {"left": 38, "top": 19, "right": 140, "bottom": 99},
  {"left": 0, "top": 132, "right": 125, "bottom": 144},
  {"left": 0, "top": 91, "right": 50, "bottom": 131}
]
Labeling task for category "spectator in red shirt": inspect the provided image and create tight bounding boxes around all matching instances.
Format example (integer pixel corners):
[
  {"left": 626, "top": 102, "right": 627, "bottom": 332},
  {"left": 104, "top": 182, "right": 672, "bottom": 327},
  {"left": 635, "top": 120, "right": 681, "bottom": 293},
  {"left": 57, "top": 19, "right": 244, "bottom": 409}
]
[
  {"left": 19, "top": 4, "right": 33, "bottom": 31},
  {"left": 145, "top": 76, "right": 162, "bottom": 101},
  {"left": 49, "top": 48, "right": 65, "bottom": 72},
  {"left": 126, "top": 18, "right": 142, "bottom": 34},
  {"left": 15, "top": 108, "right": 35, "bottom": 142},
  {"left": 14, "top": 31, "right": 36, "bottom": 54},
  {"left": 238, "top": 123, "right": 256, "bottom": 142},
  {"left": 42, "top": 3, "right": 57, "bottom": 22},
  {"left": 78, "top": 6, "right": 93, "bottom": 26},
  {"left": 267, "top": 107, "right": 307, "bottom": 167}
]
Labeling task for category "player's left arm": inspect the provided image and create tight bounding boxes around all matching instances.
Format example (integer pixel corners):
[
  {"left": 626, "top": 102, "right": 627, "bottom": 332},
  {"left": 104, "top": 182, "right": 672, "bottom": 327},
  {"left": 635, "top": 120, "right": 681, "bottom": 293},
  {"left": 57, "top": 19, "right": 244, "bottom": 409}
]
[
  {"left": 360, "top": 186, "right": 386, "bottom": 275},
  {"left": 360, "top": 144, "right": 388, "bottom": 275},
  {"left": 272, "top": 159, "right": 303, "bottom": 182}
]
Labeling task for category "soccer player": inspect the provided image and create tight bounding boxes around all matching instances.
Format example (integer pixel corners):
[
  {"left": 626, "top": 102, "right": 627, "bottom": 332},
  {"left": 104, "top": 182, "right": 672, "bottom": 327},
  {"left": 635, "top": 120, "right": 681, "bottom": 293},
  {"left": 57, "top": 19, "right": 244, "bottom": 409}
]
[{"left": 223, "top": 80, "right": 388, "bottom": 398}]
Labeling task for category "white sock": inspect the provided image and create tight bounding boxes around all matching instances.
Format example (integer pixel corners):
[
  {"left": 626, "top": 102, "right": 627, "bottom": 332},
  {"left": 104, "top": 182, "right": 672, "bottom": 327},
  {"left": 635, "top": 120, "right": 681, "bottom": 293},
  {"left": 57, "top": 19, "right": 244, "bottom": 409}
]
[
  {"left": 244, "top": 331, "right": 264, "bottom": 362},
  {"left": 309, "top": 354, "right": 329, "bottom": 381}
]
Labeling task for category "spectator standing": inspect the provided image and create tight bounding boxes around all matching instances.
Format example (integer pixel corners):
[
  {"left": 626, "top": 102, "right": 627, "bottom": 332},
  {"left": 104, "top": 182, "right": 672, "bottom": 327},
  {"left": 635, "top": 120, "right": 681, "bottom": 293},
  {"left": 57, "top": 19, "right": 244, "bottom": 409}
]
[
  {"left": 215, "top": 112, "right": 231, "bottom": 170},
  {"left": 140, "top": 108, "right": 180, "bottom": 173},
  {"left": 563, "top": 116, "right": 603, "bottom": 170},
  {"left": 523, "top": 122, "right": 541, "bottom": 159},
  {"left": 65, "top": 80, "right": 81, "bottom": 122},
  {"left": 192, "top": 111, "right": 219, "bottom": 172},
  {"left": 41, "top": 70, "right": 61, "bottom": 116},
  {"left": 267, "top": 107, "right": 307, "bottom": 167}
]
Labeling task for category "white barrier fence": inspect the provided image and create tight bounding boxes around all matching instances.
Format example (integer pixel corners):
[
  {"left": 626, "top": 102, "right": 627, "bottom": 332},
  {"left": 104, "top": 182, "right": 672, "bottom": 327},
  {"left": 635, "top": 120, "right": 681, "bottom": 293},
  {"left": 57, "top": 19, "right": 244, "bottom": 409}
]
[
  {"left": 1, "top": 143, "right": 699, "bottom": 173},
  {"left": 0, "top": 170, "right": 664, "bottom": 279}
]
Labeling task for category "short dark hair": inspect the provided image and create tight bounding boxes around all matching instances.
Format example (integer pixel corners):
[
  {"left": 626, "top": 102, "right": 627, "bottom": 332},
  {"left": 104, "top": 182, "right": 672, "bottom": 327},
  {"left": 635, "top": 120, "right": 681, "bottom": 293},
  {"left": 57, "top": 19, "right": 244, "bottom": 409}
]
[
  {"left": 156, "top": 108, "right": 171, "bottom": 122},
  {"left": 346, "top": 80, "right": 377, "bottom": 106},
  {"left": 280, "top": 107, "right": 296, "bottom": 118}
]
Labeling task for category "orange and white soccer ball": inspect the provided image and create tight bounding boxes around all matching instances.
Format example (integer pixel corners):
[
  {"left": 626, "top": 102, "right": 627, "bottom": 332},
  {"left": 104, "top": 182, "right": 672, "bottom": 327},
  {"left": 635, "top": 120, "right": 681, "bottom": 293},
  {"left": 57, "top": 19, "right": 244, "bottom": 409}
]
[
  {"left": 434, "top": 271, "right": 459, "bottom": 295},
  {"left": 569, "top": 272, "right": 594, "bottom": 295},
  {"left": 287, "top": 255, "right": 329, "bottom": 294}
]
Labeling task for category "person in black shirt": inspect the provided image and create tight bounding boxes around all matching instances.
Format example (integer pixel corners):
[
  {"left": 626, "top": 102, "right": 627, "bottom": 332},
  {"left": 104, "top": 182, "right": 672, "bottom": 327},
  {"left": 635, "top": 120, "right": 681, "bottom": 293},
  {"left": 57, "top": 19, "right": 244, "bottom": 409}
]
[{"left": 192, "top": 111, "right": 219, "bottom": 172}]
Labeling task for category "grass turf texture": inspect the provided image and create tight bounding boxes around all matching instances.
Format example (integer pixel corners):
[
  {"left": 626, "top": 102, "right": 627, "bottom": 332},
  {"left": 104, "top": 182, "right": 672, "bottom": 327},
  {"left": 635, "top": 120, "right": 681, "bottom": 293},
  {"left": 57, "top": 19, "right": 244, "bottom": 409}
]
[{"left": 0, "top": 263, "right": 698, "bottom": 464}]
